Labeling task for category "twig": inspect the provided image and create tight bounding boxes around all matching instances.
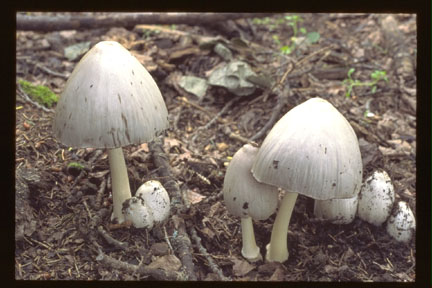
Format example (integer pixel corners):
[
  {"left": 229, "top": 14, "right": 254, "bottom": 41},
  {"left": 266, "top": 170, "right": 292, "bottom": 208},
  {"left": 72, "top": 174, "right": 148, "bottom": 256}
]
[
  {"left": 202, "top": 190, "right": 223, "bottom": 205},
  {"left": 163, "top": 226, "right": 174, "bottom": 253},
  {"left": 16, "top": 84, "right": 54, "bottom": 113},
  {"left": 94, "top": 177, "right": 107, "bottom": 210},
  {"left": 33, "top": 62, "right": 68, "bottom": 79},
  {"left": 148, "top": 137, "right": 197, "bottom": 280},
  {"left": 191, "top": 96, "right": 240, "bottom": 144},
  {"left": 97, "top": 226, "right": 129, "bottom": 250},
  {"left": 189, "top": 226, "right": 230, "bottom": 281},
  {"left": 249, "top": 82, "right": 290, "bottom": 142},
  {"left": 96, "top": 248, "right": 181, "bottom": 280}
]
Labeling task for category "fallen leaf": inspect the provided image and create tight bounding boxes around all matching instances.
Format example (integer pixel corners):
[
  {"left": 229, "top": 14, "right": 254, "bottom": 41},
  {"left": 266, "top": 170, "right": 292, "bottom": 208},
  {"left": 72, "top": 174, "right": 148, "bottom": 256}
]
[
  {"left": 232, "top": 257, "right": 256, "bottom": 277},
  {"left": 187, "top": 189, "right": 206, "bottom": 204},
  {"left": 269, "top": 266, "right": 285, "bottom": 281},
  {"left": 147, "top": 254, "right": 182, "bottom": 272},
  {"left": 216, "top": 142, "right": 229, "bottom": 152}
]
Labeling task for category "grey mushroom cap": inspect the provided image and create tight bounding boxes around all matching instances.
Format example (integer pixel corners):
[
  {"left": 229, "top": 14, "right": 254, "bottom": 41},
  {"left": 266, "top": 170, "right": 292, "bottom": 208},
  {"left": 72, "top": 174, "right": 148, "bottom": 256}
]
[
  {"left": 223, "top": 144, "right": 279, "bottom": 220},
  {"left": 252, "top": 97, "right": 363, "bottom": 200},
  {"left": 53, "top": 41, "right": 169, "bottom": 148}
]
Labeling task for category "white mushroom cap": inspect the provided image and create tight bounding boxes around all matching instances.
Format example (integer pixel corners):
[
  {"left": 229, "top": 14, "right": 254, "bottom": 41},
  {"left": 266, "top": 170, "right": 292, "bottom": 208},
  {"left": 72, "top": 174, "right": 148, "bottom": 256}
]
[
  {"left": 223, "top": 144, "right": 279, "bottom": 220},
  {"left": 122, "top": 196, "right": 154, "bottom": 229},
  {"left": 136, "top": 180, "right": 170, "bottom": 224},
  {"left": 314, "top": 195, "right": 358, "bottom": 224},
  {"left": 358, "top": 170, "right": 395, "bottom": 226},
  {"left": 53, "top": 41, "right": 169, "bottom": 148},
  {"left": 386, "top": 201, "right": 416, "bottom": 243},
  {"left": 252, "top": 97, "right": 363, "bottom": 200}
]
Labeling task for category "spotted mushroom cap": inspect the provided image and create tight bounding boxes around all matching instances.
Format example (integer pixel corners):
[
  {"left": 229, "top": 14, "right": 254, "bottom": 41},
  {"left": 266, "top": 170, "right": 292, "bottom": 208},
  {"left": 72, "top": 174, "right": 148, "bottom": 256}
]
[
  {"left": 223, "top": 144, "right": 279, "bottom": 220},
  {"left": 358, "top": 170, "right": 395, "bottom": 226},
  {"left": 251, "top": 97, "right": 363, "bottom": 200},
  {"left": 136, "top": 180, "right": 170, "bottom": 224},
  {"left": 53, "top": 41, "right": 169, "bottom": 148},
  {"left": 122, "top": 196, "right": 155, "bottom": 229},
  {"left": 386, "top": 201, "right": 416, "bottom": 243}
]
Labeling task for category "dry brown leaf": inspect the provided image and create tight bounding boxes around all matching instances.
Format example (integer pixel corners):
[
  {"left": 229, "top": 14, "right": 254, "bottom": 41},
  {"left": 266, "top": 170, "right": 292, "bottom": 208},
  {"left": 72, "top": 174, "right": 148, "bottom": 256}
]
[
  {"left": 232, "top": 257, "right": 256, "bottom": 277},
  {"left": 269, "top": 266, "right": 285, "bottom": 281},
  {"left": 147, "top": 254, "right": 182, "bottom": 272},
  {"left": 187, "top": 189, "right": 206, "bottom": 204}
]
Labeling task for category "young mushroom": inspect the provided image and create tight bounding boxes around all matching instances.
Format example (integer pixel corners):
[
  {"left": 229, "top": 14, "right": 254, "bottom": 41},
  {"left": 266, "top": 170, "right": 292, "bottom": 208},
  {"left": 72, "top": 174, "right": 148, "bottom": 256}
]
[
  {"left": 314, "top": 195, "right": 358, "bottom": 224},
  {"left": 122, "top": 180, "right": 170, "bottom": 229},
  {"left": 358, "top": 170, "right": 395, "bottom": 226},
  {"left": 223, "top": 144, "right": 279, "bottom": 262},
  {"left": 53, "top": 41, "right": 169, "bottom": 224},
  {"left": 386, "top": 201, "right": 416, "bottom": 243},
  {"left": 251, "top": 97, "right": 363, "bottom": 263}
]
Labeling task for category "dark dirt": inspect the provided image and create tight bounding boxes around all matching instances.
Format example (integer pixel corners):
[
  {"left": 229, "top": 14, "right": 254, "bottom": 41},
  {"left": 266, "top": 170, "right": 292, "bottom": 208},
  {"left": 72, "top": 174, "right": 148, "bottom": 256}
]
[{"left": 15, "top": 13, "right": 416, "bottom": 281}]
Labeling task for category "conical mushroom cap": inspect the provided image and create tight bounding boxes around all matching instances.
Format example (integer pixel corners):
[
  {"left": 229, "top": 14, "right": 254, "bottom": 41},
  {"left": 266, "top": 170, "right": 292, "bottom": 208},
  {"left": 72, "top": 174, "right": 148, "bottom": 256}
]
[
  {"left": 53, "top": 41, "right": 168, "bottom": 148},
  {"left": 252, "top": 97, "right": 362, "bottom": 200},
  {"left": 223, "top": 144, "right": 279, "bottom": 220}
]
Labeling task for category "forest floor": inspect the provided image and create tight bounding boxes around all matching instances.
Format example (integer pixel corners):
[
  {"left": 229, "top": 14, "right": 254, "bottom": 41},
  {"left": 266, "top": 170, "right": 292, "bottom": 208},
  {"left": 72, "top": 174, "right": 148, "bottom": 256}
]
[{"left": 15, "top": 12, "right": 417, "bottom": 281}]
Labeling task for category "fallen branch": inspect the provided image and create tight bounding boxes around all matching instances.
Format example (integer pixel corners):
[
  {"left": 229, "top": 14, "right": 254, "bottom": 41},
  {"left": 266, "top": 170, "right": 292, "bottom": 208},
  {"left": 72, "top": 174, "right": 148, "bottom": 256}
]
[
  {"left": 189, "top": 225, "right": 230, "bottom": 281},
  {"left": 148, "top": 137, "right": 197, "bottom": 280},
  {"left": 249, "top": 82, "right": 290, "bottom": 142},
  {"left": 17, "top": 12, "right": 273, "bottom": 31},
  {"left": 96, "top": 248, "right": 181, "bottom": 280}
]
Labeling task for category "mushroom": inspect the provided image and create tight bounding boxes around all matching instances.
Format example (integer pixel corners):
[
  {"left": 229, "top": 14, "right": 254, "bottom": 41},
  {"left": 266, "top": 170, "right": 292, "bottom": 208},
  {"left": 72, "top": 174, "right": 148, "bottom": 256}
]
[
  {"left": 386, "top": 201, "right": 416, "bottom": 243},
  {"left": 122, "top": 180, "right": 170, "bottom": 229},
  {"left": 251, "top": 97, "right": 362, "bottom": 262},
  {"left": 358, "top": 170, "right": 395, "bottom": 226},
  {"left": 223, "top": 144, "right": 279, "bottom": 262},
  {"left": 53, "top": 41, "right": 169, "bottom": 224},
  {"left": 314, "top": 195, "right": 358, "bottom": 224}
]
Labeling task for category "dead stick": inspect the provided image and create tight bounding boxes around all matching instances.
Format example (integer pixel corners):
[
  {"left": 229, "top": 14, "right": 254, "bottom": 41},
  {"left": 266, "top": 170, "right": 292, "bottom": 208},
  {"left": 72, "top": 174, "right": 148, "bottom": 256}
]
[
  {"left": 249, "top": 82, "right": 290, "bottom": 142},
  {"left": 148, "top": 137, "right": 197, "bottom": 280},
  {"left": 96, "top": 248, "right": 181, "bottom": 280},
  {"left": 17, "top": 13, "right": 274, "bottom": 31},
  {"left": 189, "top": 226, "right": 230, "bottom": 281}
]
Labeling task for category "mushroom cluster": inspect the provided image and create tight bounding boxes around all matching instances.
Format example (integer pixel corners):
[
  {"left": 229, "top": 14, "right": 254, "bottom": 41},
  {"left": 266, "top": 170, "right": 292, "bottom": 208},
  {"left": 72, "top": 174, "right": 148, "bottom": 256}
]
[
  {"left": 251, "top": 97, "right": 363, "bottom": 262},
  {"left": 53, "top": 41, "right": 169, "bottom": 224}
]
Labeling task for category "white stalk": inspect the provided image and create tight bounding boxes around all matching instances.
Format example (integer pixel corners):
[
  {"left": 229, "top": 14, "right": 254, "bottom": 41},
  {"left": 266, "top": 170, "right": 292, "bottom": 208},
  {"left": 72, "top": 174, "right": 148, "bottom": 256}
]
[
  {"left": 240, "top": 217, "right": 261, "bottom": 262},
  {"left": 108, "top": 147, "right": 132, "bottom": 223},
  {"left": 266, "top": 192, "right": 298, "bottom": 262}
]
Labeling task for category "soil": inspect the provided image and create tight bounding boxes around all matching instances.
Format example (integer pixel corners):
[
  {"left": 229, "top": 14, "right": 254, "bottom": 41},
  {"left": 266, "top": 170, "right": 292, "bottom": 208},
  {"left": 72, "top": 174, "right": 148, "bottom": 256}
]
[{"left": 15, "top": 13, "right": 416, "bottom": 281}]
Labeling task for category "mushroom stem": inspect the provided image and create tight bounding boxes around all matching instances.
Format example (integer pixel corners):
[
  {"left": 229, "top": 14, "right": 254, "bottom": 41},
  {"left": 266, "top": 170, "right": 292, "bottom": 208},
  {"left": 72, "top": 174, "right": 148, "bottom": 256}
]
[
  {"left": 240, "top": 217, "right": 262, "bottom": 262},
  {"left": 266, "top": 192, "right": 298, "bottom": 262},
  {"left": 108, "top": 147, "right": 132, "bottom": 224}
]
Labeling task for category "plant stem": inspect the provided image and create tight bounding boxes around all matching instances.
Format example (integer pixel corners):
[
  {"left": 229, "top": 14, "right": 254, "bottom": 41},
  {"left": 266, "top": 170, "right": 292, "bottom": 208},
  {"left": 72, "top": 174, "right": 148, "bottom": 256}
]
[
  {"left": 240, "top": 217, "right": 262, "bottom": 262},
  {"left": 266, "top": 192, "right": 298, "bottom": 262},
  {"left": 108, "top": 147, "right": 132, "bottom": 223}
]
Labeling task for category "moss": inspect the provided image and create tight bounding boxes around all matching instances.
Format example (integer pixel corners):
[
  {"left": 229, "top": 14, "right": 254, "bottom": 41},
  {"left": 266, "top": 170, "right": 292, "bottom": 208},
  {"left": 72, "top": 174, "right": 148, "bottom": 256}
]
[{"left": 18, "top": 79, "right": 58, "bottom": 108}]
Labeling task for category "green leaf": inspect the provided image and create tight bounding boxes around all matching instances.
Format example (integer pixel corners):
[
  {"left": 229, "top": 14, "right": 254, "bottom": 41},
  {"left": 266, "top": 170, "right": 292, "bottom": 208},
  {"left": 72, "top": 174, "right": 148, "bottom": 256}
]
[
  {"left": 300, "top": 27, "right": 307, "bottom": 34},
  {"left": 306, "top": 32, "right": 320, "bottom": 43},
  {"left": 347, "top": 68, "right": 355, "bottom": 78},
  {"left": 371, "top": 86, "right": 377, "bottom": 93},
  {"left": 280, "top": 45, "right": 293, "bottom": 54}
]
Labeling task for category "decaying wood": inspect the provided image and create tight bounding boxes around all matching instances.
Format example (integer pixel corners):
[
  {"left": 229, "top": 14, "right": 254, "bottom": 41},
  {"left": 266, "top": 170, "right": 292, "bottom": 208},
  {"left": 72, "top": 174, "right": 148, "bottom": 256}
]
[
  {"left": 17, "top": 13, "right": 273, "bottom": 31},
  {"left": 148, "top": 136, "right": 197, "bottom": 280},
  {"left": 96, "top": 248, "right": 182, "bottom": 280}
]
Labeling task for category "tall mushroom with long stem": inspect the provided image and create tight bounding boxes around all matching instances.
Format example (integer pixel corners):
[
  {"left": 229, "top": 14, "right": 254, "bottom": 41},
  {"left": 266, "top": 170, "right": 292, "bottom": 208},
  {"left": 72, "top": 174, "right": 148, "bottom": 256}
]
[
  {"left": 53, "top": 41, "right": 169, "bottom": 224},
  {"left": 223, "top": 144, "right": 279, "bottom": 262},
  {"left": 251, "top": 97, "right": 363, "bottom": 263}
]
